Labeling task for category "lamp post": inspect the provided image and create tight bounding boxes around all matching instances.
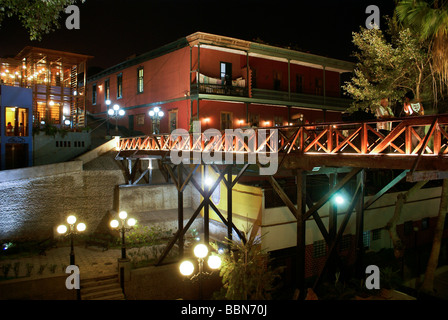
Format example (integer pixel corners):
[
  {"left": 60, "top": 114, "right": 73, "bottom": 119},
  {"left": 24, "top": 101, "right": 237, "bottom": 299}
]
[
  {"left": 148, "top": 106, "right": 164, "bottom": 134},
  {"left": 107, "top": 103, "right": 125, "bottom": 133},
  {"left": 179, "top": 243, "right": 222, "bottom": 299},
  {"left": 110, "top": 211, "right": 136, "bottom": 260},
  {"left": 105, "top": 99, "right": 111, "bottom": 135},
  {"left": 57, "top": 215, "right": 86, "bottom": 265},
  {"left": 57, "top": 215, "right": 86, "bottom": 300}
]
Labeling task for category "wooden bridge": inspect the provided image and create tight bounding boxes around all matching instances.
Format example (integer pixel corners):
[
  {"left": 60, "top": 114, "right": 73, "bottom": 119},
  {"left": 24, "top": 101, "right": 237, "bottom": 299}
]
[{"left": 115, "top": 114, "right": 448, "bottom": 298}]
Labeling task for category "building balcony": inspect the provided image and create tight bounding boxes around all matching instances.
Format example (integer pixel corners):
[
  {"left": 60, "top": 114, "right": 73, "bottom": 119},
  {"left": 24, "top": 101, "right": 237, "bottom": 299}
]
[
  {"left": 191, "top": 83, "right": 248, "bottom": 97},
  {"left": 251, "top": 88, "right": 352, "bottom": 111}
]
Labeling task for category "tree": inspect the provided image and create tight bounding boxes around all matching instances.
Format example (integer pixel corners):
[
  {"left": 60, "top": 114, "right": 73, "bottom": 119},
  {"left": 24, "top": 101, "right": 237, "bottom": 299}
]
[
  {"left": 342, "top": 21, "right": 434, "bottom": 114},
  {"left": 0, "top": 0, "right": 85, "bottom": 41},
  {"left": 216, "top": 236, "right": 282, "bottom": 300},
  {"left": 396, "top": 0, "right": 448, "bottom": 85}
]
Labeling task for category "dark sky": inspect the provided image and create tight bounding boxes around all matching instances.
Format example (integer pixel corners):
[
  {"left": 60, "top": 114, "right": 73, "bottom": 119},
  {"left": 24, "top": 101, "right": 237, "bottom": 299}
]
[{"left": 0, "top": 0, "right": 395, "bottom": 73}]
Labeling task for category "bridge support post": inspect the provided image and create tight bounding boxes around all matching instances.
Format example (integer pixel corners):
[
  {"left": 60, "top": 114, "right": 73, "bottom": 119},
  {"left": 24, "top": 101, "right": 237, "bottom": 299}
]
[
  {"left": 355, "top": 169, "right": 366, "bottom": 278},
  {"left": 178, "top": 163, "right": 184, "bottom": 257},
  {"left": 296, "top": 169, "right": 306, "bottom": 299}
]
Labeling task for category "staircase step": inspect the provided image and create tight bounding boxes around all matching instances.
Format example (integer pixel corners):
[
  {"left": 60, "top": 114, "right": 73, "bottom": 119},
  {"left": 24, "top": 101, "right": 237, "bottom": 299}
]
[
  {"left": 82, "top": 287, "right": 124, "bottom": 300},
  {"left": 80, "top": 273, "right": 125, "bottom": 300}
]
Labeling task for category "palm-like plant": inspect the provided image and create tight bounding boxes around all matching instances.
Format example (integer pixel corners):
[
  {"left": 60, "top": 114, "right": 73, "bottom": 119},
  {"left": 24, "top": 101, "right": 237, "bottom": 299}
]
[{"left": 396, "top": 0, "right": 448, "bottom": 83}]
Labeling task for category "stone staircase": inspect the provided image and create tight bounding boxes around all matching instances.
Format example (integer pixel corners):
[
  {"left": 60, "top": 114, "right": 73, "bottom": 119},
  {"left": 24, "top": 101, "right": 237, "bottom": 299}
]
[{"left": 80, "top": 274, "right": 125, "bottom": 300}]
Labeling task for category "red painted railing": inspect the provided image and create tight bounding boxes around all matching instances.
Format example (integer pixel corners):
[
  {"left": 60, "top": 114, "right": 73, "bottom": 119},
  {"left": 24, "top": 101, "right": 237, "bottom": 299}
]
[{"left": 117, "top": 114, "right": 448, "bottom": 156}]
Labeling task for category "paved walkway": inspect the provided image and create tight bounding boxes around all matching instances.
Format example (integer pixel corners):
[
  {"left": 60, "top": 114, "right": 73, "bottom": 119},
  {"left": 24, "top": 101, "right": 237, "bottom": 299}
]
[{"left": 0, "top": 245, "right": 123, "bottom": 281}]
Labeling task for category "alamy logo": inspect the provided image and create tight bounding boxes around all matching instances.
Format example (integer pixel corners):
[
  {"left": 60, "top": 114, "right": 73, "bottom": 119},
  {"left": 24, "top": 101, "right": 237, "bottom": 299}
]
[
  {"left": 65, "top": 5, "right": 80, "bottom": 30},
  {"left": 65, "top": 265, "right": 80, "bottom": 290},
  {"left": 170, "top": 121, "right": 279, "bottom": 175},
  {"left": 365, "top": 5, "right": 380, "bottom": 29}
]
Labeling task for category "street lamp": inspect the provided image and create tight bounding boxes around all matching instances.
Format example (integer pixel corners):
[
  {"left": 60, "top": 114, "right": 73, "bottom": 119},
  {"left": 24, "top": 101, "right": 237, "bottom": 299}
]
[
  {"left": 148, "top": 106, "right": 164, "bottom": 134},
  {"left": 57, "top": 215, "right": 86, "bottom": 266},
  {"left": 107, "top": 103, "right": 125, "bottom": 134},
  {"left": 110, "top": 211, "right": 136, "bottom": 259},
  {"left": 179, "top": 243, "right": 222, "bottom": 299}
]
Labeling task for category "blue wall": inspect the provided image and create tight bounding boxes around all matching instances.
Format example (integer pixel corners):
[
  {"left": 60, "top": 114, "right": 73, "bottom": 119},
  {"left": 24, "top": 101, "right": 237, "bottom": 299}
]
[{"left": 0, "top": 85, "right": 33, "bottom": 169}]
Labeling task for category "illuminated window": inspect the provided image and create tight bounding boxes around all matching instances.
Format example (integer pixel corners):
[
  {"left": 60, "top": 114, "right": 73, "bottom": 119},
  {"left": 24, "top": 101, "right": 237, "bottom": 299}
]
[
  {"left": 137, "top": 67, "right": 144, "bottom": 94},
  {"left": 5, "top": 107, "right": 29, "bottom": 136},
  {"left": 92, "top": 83, "right": 97, "bottom": 105},
  {"left": 105, "top": 78, "right": 110, "bottom": 101},
  {"left": 363, "top": 231, "right": 370, "bottom": 249},
  {"left": 117, "top": 73, "right": 123, "bottom": 99},
  {"left": 274, "top": 116, "right": 283, "bottom": 126}
]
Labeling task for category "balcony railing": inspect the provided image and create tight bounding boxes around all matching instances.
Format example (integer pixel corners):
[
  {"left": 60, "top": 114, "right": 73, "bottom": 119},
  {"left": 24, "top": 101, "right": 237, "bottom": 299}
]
[{"left": 191, "top": 83, "right": 248, "bottom": 97}]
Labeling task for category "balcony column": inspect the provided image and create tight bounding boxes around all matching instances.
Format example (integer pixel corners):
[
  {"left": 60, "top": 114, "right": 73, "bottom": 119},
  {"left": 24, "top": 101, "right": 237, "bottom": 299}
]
[{"left": 288, "top": 59, "right": 291, "bottom": 101}]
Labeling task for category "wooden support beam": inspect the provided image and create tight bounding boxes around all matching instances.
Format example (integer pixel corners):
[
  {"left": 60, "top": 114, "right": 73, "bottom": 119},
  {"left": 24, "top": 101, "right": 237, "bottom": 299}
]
[
  {"left": 355, "top": 169, "right": 366, "bottom": 278},
  {"left": 406, "top": 170, "right": 448, "bottom": 182},
  {"left": 303, "top": 168, "right": 361, "bottom": 221},
  {"left": 296, "top": 169, "right": 306, "bottom": 299},
  {"left": 156, "top": 201, "right": 205, "bottom": 266},
  {"left": 178, "top": 163, "right": 184, "bottom": 257},
  {"left": 227, "top": 165, "right": 233, "bottom": 243},
  {"left": 268, "top": 175, "right": 298, "bottom": 219},
  {"left": 364, "top": 170, "right": 409, "bottom": 209},
  {"left": 313, "top": 180, "right": 362, "bottom": 290}
]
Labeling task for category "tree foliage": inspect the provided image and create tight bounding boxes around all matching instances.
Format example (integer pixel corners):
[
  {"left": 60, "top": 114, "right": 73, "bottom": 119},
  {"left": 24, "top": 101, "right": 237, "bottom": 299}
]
[
  {"left": 396, "top": 0, "right": 448, "bottom": 91},
  {"left": 342, "top": 21, "right": 434, "bottom": 113},
  {"left": 0, "top": 0, "right": 85, "bottom": 41}
]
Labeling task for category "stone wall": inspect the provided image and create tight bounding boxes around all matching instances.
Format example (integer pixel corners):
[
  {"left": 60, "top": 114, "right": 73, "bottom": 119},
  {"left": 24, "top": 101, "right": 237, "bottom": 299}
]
[{"left": 0, "top": 161, "right": 125, "bottom": 240}]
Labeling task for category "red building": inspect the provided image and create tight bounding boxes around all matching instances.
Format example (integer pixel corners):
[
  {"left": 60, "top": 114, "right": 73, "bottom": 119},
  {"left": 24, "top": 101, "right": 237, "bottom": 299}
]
[{"left": 86, "top": 32, "right": 354, "bottom": 134}]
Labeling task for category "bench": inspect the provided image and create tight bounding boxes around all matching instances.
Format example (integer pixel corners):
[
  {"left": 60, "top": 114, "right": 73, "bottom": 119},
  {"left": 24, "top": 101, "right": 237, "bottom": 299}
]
[{"left": 85, "top": 233, "right": 115, "bottom": 251}]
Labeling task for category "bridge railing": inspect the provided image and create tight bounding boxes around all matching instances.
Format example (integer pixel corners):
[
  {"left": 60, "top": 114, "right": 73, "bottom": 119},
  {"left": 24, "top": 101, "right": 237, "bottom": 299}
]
[{"left": 117, "top": 114, "right": 448, "bottom": 156}]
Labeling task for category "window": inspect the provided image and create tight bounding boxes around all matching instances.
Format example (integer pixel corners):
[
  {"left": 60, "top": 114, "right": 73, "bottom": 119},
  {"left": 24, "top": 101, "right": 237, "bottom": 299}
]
[
  {"left": 339, "top": 234, "right": 351, "bottom": 252},
  {"left": 92, "top": 83, "right": 97, "bottom": 105},
  {"left": 220, "top": 111, "right": 233, "bottom": 130},
  {"left": 313, "top": 240, "right": 326, "bottom": 258},
  {"left": 117, "top": 73, "right": 123, "bottom": 99},
  {"left": 273, "top": 71, "right": 282, "bottom": 90},
  {"left": 274, "top": 116, "right": 283, "bottom": 127},
  {"left": 137, "top": 67, "right": 144, "bottom": 94},
  {"left": 296, "top": 74, "right": 303, "bottom": 93},
  {"left": 363, "top": 231, "right": 370, "bottom": 249},
  {"left": 248, "top": 113, "right": 259, "bottom": 127},
  {"left": 220, "top": 62, "right": 232, "bottom": 85},
  {"left": 372, "top": 228, "right": 382, "bottom": 241},
  {"left": 136, "top": 114, "right": 145, "bottom": 126},
  {"left": 104, "top": 79, "right": 110, "bottom": 101},
  {"left": 5, "top": 107, "right": 29, "bottom": 137},
  {"left": 404, "top": 221, "right": 414, "bottom": 235},
  {"left": 315, "top": 78, "right": 323, "bottom": 95},
  {"left": 421, "top": 217, "right": 430, "bottom": 230}
]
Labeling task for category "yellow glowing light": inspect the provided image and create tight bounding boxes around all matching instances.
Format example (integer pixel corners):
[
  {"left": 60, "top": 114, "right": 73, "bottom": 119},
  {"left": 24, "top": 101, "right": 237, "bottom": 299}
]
[
  {"left": 119, "top": 211, "right": 128, "bottom": 220},
  {"left": 127, "top": 218, "right": 136, "bottom": 227},
  {"left": 179, "top": 260, "right": 195, "bottom": 276},
  {"left": 207, "top": 255, "right": 222, "bottom": 270},
  {"left": 57, "top": 225, "right": 67, "bottom": 234},
  {"left": 76, "top": 223, "right": 86, "bottom": 232},
  {"left": 110, "top": 219, "right": 119, "bottom": 228},
  {"left": 67, "top": 215, "right": 77, "bottom": 225},
  {"left": 194, "top": 244, "right": 209, "bottom": 259}
]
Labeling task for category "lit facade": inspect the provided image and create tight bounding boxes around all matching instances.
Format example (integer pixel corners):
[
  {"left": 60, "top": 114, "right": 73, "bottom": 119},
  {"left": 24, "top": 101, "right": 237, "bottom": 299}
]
[
  {"left": 86, "top": 32, "right": 354, "bottom": 134},
  {"left": 0, "top": 47, "right": 92, "bottom": 128}
]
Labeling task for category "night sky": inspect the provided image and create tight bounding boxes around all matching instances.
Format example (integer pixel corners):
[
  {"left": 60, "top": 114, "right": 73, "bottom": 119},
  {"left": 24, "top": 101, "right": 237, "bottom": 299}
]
[{"left": 0, "top": 0, "right": 395, "bottom": 74}]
